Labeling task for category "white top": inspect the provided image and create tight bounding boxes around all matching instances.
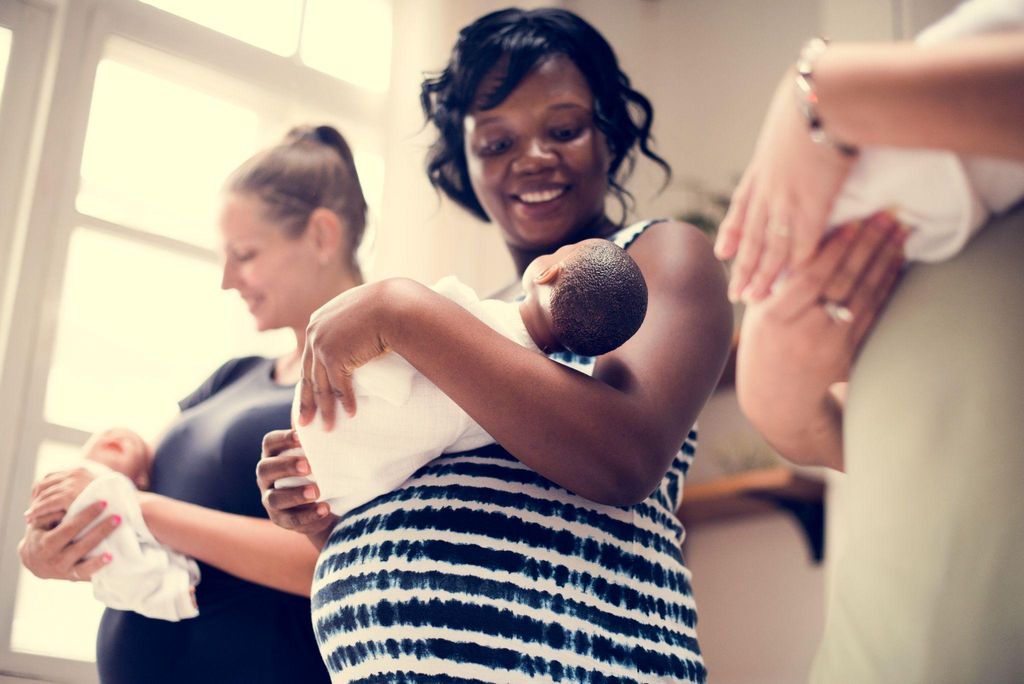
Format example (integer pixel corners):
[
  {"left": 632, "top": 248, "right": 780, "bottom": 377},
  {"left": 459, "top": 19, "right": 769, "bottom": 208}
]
[
  {"left": 828, "top": 0, "right": 1024, "bottom": 262},
  {"left": 67, "top": 466, "right": 199, "bottom": 621},
  {"left": 291, "top": 275, "right": 540, "bottom": 517}
]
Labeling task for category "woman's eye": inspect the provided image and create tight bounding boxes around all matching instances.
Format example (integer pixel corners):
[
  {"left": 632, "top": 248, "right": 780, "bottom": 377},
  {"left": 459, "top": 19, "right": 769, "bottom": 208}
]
[
  {"left": 233, "top": 250, "right": 256, "bottom": 263},
  {"left": 551, "top": 126, "right": 582, "bottom": 141},
  {"left": 479, "top": 138, "right": 512, "bottom": 156}
]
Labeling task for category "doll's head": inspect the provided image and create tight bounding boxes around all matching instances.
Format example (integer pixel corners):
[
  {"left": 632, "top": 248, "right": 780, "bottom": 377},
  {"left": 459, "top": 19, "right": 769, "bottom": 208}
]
[
  {"left": 84, "top": 428, "right": 153, "bottom": 489},
  {"left": 520, "top": 239, "right": 647, "bottom": 356}
]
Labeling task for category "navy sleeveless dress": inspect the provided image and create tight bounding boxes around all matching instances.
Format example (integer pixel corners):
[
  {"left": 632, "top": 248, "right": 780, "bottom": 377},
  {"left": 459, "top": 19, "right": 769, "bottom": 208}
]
[
  {"left": 96, "top": 357, "right": 329, "bottom": 683},
  {"left": 311, "top": 222, "right": 706, "bottom": 682}
]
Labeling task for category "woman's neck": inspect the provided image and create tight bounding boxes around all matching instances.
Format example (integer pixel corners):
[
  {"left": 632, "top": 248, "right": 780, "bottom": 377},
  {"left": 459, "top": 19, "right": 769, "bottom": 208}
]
[
  {"left": 508, "top": 214, "right": 618, "bottom": 276},
  {"left": 274, "top": 347, "right": 303, "bottom": 385}
]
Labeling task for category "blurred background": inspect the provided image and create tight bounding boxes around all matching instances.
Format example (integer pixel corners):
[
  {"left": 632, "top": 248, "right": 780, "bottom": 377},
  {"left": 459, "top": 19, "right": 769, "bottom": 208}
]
[{"left": 0, "top": 1, "right": 956, "bottom": 682}]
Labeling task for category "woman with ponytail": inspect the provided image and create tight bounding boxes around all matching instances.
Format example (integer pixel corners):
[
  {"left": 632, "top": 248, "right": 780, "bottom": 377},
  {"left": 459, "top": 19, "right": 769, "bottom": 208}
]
[{"left": 18, "top": 125, "right": 367, "bottom": 684}]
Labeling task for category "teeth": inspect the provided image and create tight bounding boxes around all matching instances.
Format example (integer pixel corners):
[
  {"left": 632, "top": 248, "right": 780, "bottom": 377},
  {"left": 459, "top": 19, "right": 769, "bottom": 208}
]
[{"left": 519, "top": 188, "right": 565, "bottom": 204}]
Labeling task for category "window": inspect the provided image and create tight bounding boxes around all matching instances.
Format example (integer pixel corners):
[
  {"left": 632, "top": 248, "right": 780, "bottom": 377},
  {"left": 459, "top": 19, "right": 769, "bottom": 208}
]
[
  {"left": 0, "top": 1, "right": 389, "bottom": 679},
  {"left": 301, "top": 0, "right": 392, "bottom": 92},
  {"left": 139, "top": 0, "right": 393, "bottom": 92},
  {"left": 139, "top": 0, "right": 304, "bottom": 56}
]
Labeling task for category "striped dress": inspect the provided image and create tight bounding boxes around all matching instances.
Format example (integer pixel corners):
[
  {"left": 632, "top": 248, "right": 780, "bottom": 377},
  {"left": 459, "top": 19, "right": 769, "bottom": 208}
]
[{"left": 311, "top": 222, "right": 706, "bottom": 683}]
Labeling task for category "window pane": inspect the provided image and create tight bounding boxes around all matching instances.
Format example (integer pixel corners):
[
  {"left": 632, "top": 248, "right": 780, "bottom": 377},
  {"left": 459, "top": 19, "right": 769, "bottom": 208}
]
[
  {"left": 300, "top": 0, "right": 392, "bottom": 92},
  {"left": 77, "top": 58, "right": 259, "bottom": 249},
  {"left": 138, "top": 0, "right": 302, "bottom": 56},
  {"left": 10, "top": 441, "right": 104, "bottom": 662},
  {"left": 45, "top": 228, "right": 290, "bottom": 438},
  {"left": 0, "top": 27, "right": 11, "bottom": 102}
]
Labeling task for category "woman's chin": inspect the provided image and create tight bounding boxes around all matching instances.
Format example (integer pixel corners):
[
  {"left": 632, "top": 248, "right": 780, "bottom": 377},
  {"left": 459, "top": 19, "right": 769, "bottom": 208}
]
[{"left": 251, "top": 317, "right": 274, "bottom": 333}]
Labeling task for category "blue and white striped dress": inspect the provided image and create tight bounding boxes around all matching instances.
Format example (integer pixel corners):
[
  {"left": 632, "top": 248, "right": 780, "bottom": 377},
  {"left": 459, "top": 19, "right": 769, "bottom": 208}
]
[{"left": 311, "top": 221, "right": 706, "bottom": 682}]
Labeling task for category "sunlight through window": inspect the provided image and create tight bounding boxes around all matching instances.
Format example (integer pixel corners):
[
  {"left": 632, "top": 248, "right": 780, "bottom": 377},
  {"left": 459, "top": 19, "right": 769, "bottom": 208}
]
[
  {"left": 44, "top": 228, "right": 289, "bottom": 438},
  {"left": 138, "top": 0, "right": 303, "bottom": 56},
  {"left": 300, "top": 0, "right": 392, "bottom": 92},
  {"left": 77, "top": 58, "right": 259, "bottom": 249}
]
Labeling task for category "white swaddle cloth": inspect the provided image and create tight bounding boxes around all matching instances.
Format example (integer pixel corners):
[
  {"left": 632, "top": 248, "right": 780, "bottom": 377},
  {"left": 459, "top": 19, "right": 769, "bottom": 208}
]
[
  {"left": 826, "top": 0, "right": 1024, "bottom": 261},
  {"left": 288, "top": 275, "right": 539, "bottom": 517},
  {"left": 67, "top": 468, "right": 200, "bottom": 621}
]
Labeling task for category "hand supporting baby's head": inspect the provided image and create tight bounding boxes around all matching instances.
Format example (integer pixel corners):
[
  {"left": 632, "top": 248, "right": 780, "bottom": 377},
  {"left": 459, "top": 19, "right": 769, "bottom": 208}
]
[{"left": 521, "top": 239, "right": 648, "bottom": 357}]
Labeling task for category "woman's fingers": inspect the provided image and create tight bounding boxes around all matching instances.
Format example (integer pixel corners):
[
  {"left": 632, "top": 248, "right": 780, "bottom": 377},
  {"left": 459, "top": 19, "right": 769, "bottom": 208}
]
[
  {"left": 745, "top": 199, "right": 794, "bottom": 301},
  {"left": 56, "top": 509, "right": 120, "bottom": 570},
  {"left": 770, "top": 225, "right": 857, "bottom": 320},
  {"left": 313, "top": 359, "right": 336, "bottom": 431},
  {"left": 24, "top": 493, "right": 69, "bottom": 524},
  {"left": 324, "top": 363, "right": 357, "bottom": 418},
  {"left": 715, "top": 172, "right": 753, "bottom": 261},
  {"left": 45, "top": 500, "right": 107, "bottom": 551},
  {"left": 819, "top": 213, "right": 899, "bottom": 305},
  {"left": 297, "top": 339, "right": 317, "bottom": 427},
  {"left": 256, "top": 431, "right": 306, "bottom": 490},
  {"left": 257, "top": 455, "right": 309, "bottom": 494},
  {"left": 30, "top": 472, "right": 65, "bottom": 500},
  {"left": 262, "top": 482, "right": 322, "bottom": 513},
  {"left": 72, "top": 552, "right": 113, "bottom": 582},
  {"left": 848, "top": 229, "right": 907, "bottom": 346},
  {"left": 261, "top": 428, "right": 299, "bottom": 457},
  {"left": 31, "top": 510, "right": 65, "bottom": 530},
  {"left": 277, "top": 502, "right": 332, "bottom": 531},
  {"left": 729, "top": 192, "right": 769, "bottom": 301}
]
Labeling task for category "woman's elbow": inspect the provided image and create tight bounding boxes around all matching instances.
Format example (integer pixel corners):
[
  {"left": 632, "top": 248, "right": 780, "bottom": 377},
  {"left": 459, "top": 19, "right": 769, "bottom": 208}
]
[{"left": 585, "top": 445, "right": 676, "bottom": 507}]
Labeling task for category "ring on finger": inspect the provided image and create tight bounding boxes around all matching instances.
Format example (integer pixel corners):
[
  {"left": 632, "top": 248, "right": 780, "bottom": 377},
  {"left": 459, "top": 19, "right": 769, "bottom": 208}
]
[
  {"left": 70, "top": 565, "right": 80, "bottom": 581},
  {"left": 822, "top": 299, "right": 855, "bottom": 324}
]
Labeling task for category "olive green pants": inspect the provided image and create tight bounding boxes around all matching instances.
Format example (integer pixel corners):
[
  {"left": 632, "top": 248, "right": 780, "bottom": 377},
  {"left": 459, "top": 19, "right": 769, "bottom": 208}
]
[{"left": 812, "top": 203, "right": 1024, "bottom": 683}]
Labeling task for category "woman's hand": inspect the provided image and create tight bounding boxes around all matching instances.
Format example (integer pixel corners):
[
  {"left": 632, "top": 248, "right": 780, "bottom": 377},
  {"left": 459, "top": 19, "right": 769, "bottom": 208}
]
[
  {"left": 18, "top": 500, "right": 118, "bottom": 581},
  {"left": 24, "top": 467, "right": 99, "bottom": 528},
  {"left": 736, "top": 212, "right": 907, "bottom": 469},
  {"left": 297, "top": 281, "right": 403, "bottom": 429},
  {"left": 256, "top": 429, "right": 338, "bottom": 547},
  {"left": 715, "top": 70, "right": 856, "bottom": 303}
]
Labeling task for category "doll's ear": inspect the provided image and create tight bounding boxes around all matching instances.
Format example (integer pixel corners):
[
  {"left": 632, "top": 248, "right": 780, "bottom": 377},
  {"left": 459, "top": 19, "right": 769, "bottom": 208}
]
[{"left": 533, "top": 262, "right": 562, "bottom": 285}]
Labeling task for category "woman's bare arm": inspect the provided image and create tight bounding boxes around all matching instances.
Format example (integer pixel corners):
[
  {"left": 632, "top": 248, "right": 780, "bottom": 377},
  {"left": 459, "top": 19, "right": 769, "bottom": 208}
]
[
  {"left": 816, "top": 33, "right": 1024, "bottom": 159},
  {"left": 348, "top": 222, "right": 734, "bottom": 506},
  {"left": 138, "top": 492, "right": 319, "bottom": 597}
]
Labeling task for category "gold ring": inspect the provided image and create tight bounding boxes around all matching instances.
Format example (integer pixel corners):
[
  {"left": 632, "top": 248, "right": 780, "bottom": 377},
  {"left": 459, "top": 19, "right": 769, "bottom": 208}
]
[
  {"left": 71, "top": 566, "right": 80, "bottom": 581},
  {"left": 822, "top": 300, "right": 854, "bottom": 323},
  {"left": 768, "top": 221, "right": 791, "bottom": 238}
]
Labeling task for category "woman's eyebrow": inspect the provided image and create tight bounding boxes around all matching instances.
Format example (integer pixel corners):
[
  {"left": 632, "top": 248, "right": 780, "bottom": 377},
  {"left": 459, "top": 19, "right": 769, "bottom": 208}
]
[{"left": 470, "top": 102, "right": 592, "bottom": 129}]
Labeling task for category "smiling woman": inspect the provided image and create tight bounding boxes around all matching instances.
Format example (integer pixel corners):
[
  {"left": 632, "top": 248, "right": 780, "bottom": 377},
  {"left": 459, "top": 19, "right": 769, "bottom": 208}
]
[
  {"left": 462, "top": 55, "right": 614, "bottom": 255},
  {"left": 256, "top": 8, "right": 733, "bottom": 682},
  {"left": 17, "top": 126, "right": 370, "bottom": 684}
]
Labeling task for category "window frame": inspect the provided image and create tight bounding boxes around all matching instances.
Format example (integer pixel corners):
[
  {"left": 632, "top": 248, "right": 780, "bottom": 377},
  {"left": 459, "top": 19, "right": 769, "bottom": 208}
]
[{"left": 0, "top": 1, "right": 388, "bottom": 681}]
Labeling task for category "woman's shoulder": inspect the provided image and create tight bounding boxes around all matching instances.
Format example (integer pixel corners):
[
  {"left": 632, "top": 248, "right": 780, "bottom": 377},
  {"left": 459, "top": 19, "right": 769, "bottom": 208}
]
[{"left": 621, "top": 218, "right": 727, "bottom": 293}]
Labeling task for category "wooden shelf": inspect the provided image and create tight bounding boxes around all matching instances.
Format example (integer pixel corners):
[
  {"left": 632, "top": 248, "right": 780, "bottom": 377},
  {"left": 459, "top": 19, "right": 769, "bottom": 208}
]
[{"left": 679, "top": 467, "right": 826, "bottom": 561}]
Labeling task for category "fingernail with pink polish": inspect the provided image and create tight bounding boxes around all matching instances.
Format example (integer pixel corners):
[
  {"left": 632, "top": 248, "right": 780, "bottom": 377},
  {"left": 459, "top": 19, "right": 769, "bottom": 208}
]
[
  {"left": 111, "top": 515, "right": 122, "bottom": 526},
  {"left": 102, "top": 552, "right": 113, "bottom": 564}
]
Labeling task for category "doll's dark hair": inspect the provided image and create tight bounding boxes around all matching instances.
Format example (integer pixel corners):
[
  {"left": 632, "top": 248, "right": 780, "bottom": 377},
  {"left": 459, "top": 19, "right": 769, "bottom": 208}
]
[
  {"left": 421, "top": 7, "right": 671, "bottom": 223},
  {"left": 225, "top": 125, "right": 367, "bottom": 274},
  {"left": 550, "top": 241, "right": 648, "bottom": 357}
]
